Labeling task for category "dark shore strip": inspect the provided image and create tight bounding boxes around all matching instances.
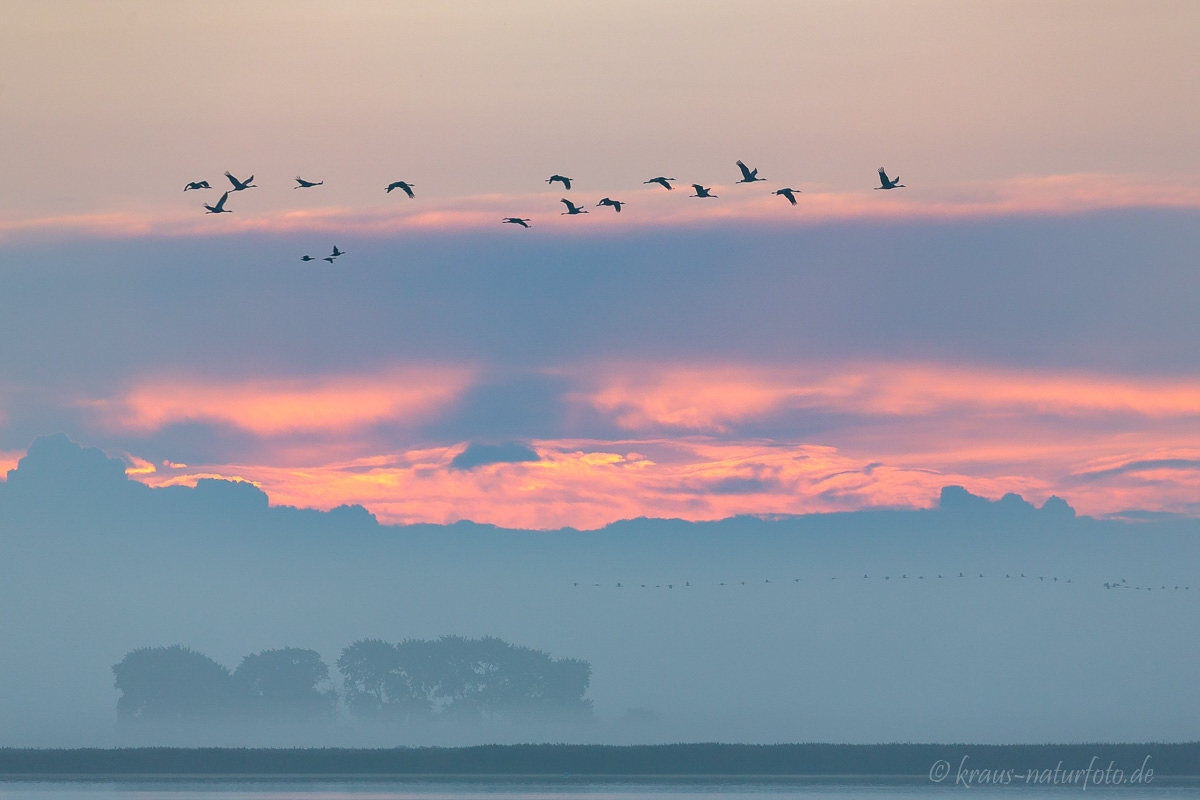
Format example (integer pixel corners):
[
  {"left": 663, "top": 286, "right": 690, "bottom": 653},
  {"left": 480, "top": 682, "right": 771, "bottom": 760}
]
[{"left": 1, "top": 743, "right": 1198, "bottom": 777}]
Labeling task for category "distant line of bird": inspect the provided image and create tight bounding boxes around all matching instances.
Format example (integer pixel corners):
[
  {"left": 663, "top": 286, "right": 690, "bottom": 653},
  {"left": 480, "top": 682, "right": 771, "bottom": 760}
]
[
  {"left": 182, "top": 162, "right": 907, "bottom": 240},
  {"left": 569, "top": 574, "right": 1194, "bottom": 592},
  {"left": 571, "top": 572, "right": 1089, "bottom": 589}
]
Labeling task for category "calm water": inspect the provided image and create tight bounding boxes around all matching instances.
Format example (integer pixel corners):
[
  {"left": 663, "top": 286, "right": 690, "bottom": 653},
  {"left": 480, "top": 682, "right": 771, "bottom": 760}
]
[{"left": 2, "top": 779, "right": 1198, "bottom": 800}]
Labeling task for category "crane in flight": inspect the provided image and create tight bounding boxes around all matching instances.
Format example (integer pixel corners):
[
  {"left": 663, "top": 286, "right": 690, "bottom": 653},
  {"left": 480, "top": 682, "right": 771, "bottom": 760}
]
[
  {"left": 875, "top": 168, "right": 905, "bottom": 189},
  {"left": 386, "top": 181, "right": 415, "bottom": 198},
  {"left": 294, "top": 176, "right": 323, "bottom": 188},
  {"left": 300, "top": 255, "right": 316, "bottom": 262},
  {"left": 183, "top": 181, "right": 211, "bottom": 191},
  {"left": 502, "top": 217, "right": 531, "bottom": 228},
  {"left": 596, "top": 197, "right": 625, "bottom": 212},
  {"left": 690, "top": 184, "right": 717, "bottom": 198},
  {"left": 224, "top": 171, "right": 256, "bottom": 191},
  {"left": 735, "top": 160, "right": 764, "bottom": 183},
  {"left": 547, "top": 174, "right": 573, "bottom": 190},
  {"left": 203, "top": 192, "right": 231, "bottom": 214},
  {"left": 772, "top": 187, "right": 801, "bottom": 205},
  {"left": 644, "top": 177, "right": 676, "bottom": 190},
  {"left": 560, "top": 198, "right": 588, "bottom": 215}
]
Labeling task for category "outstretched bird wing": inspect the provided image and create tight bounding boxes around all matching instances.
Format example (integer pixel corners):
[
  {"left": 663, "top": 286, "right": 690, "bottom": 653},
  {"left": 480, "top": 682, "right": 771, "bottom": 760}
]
[{"left": 736, "top": 160, "right": 754, "bottom": 181}]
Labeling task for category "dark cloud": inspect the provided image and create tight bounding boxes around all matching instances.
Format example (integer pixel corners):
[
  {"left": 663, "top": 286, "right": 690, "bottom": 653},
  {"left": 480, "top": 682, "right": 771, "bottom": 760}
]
[
  {"left": 3, "top": 211, "right": 1200, "bottom": 393},
  {"left": 449, "top": 442, "right": 541, "bottom": 470}
]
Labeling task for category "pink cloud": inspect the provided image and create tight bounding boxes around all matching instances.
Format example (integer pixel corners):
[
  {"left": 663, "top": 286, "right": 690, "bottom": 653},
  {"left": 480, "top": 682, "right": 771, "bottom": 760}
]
[
  {"left": 86, "top": 366, "right": 476, "bottom": 436},
  {"left": 572, "top": 361, "right": 1200, "bottom": 431}
]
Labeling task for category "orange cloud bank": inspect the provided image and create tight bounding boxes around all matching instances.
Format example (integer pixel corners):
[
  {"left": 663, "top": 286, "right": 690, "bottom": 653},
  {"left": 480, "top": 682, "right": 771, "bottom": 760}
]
[
  {"left": 138, "top": 438, "right": 998, "bottom": 530},
  {"left": 133, "top": 432, "right": 1200, "bottom": 530}
]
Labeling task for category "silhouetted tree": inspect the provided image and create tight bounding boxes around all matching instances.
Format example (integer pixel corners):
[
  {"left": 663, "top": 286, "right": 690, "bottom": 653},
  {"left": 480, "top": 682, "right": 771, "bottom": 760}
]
[
  {"left": 112, "top": 645, "right": 236, "bottom": 726},
  {"left": 233, "top": 647, "right": 335, "bottom": 722},
  {"left": 337, "top": 638, "right": 429, "bottom": 720},
  {"left": 426, "top": 635, "right": 592, "bottom": 721}
]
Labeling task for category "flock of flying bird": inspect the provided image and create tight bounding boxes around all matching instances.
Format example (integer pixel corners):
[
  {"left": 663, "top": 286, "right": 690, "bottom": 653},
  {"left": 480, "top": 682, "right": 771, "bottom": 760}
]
[
  {"left": 182, "top": 161, "right": 907, "bottom": 257},
  {"left": 568, "top": 573, "right": 1192, "bottom": 593}
]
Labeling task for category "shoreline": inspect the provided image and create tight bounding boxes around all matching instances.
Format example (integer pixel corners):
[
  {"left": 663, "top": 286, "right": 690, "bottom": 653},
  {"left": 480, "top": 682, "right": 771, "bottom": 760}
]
[{"left": 2, "top": 743, "right": 1197, "bottom": 778}]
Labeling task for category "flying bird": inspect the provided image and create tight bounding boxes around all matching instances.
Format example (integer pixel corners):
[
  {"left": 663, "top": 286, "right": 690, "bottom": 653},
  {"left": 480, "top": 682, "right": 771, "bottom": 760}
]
[
  {"left": 502, "top": 217, "right": 531, "bottom": 228},
  {"left": 875, "top": 167, "right": 905, "bottom": 189},
  {"left": 294, "top": 176, "right": 323, "bottom": 188},
  {"left": 329, "top": 245, "right": 344, "bottom": 258},
  {"left": 300, "top": 255, "right": 316, "bottom": 262},
  {"left": 690, "top": 184, "right": 717, "bottom": 198},
  {"left": 224, "top": 171, "right": 256, "bottom": 191},
  {"left": 547, "top": 174, "right": 573, "bottom": 190},
  {"left": 644, "top": 177, "right": 677, "bottom": 190},
  {"left": 323, "top": 256, "right": 336, "bottom": 264},
  {"left": 596, "top": 197, "right": 625, "bottom": 212},
  {"left": 560, "top": 198, "right": 588, "bottom": 215},
  {"left": 203, "top": 191, "right": 231, "bottom": 214},
  {"left": 735, "top": 160, "right": 764, "bottom": 183},
  {"left": 772, "top": 187, "right": 801, "bottom": 205},
  {"left": 386, "top": 181, "right": 415, "bottom": 198},
  {"left": 183, "top": 181, "right": 210, "bottom": 191}
]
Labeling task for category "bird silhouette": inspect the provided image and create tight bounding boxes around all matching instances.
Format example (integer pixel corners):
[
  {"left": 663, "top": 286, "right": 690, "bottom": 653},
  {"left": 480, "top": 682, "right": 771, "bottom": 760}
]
[
  {"left": 183, "top": 181, "right": 211, "bottom": 191},
  {"left": 294, "top": 176, "right": 323, "bottom": 188},
  {"left": 644, "top": 177, "right": 677, "bottom": 190},
  {"left": 300, "top": 255, "right": 315, "bottom": 262},
  {"left": 690, "top": 184, "right": 717, "bottom": 198},
  {"left": 329, "top": 246, "right": 344, "bottom": 258},
  {"left": 875, "top": 167, "right": 905, "bottom": 189},
  {"left": 596, "top": 197, "right": 625, "bottom": 212},
  {"left": 225, "top": 171, "right": 256, "bottom": 191},
  {"left": 547, "top": 174, "right": 573, "bottom": 190},
  {"left": 772, "top": 187, "right": 801, "bottom": 205},
  {"left": 386, "top": 181, "right": 415, "bottom": 198},
  {"left": 502, "top": 217, "right": 531, "bottom": 228},
  {"left": 560, "top": 198, "right": 588, "bottom": 215},
  {"left": 322, "top": 256, "right": 336, "bottom": 264},
  {"left": 735, "top": 160, "right": 764, "bottom": 183},
  {"left": 203, "top": 192, "right": 231, "bottom": 214}
]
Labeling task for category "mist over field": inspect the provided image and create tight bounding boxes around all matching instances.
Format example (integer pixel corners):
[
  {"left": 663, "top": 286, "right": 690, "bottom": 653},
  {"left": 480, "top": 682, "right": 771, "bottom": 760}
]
[{"left": 2, "top": 435, "right": 1197, "bottom": 748}]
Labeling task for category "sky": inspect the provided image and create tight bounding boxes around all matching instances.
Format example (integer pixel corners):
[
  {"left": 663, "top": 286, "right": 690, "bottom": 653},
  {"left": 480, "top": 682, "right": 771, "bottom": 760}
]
[{"left": 3, "top": 1, "right": 1200, "bottom": 528}]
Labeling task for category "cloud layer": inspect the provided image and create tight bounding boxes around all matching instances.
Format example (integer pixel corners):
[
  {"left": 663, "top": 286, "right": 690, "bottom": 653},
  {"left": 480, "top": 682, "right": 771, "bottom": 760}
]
[{"left": 3, "top": 208, "right": 1199, "bottom": 527}]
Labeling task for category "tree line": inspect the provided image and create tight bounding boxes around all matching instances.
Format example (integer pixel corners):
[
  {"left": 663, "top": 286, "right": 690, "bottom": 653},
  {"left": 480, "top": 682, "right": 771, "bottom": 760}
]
[{"left": 112, "top": 636, "right": 591, "bottom": 729}]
